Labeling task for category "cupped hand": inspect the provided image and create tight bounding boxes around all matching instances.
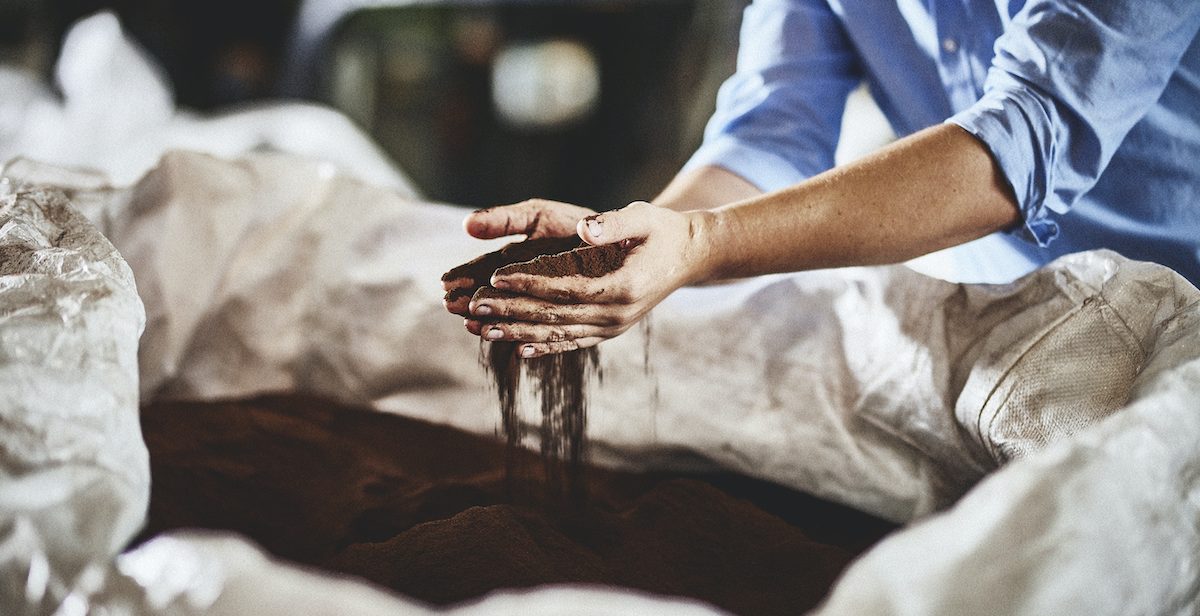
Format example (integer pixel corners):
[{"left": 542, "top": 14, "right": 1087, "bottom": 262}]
[
  {"left": 442, "top": 199, "right": 596, "bottom": 316},
  {"left": 464, "top": 201, "right": 714, "bottom": 357}
]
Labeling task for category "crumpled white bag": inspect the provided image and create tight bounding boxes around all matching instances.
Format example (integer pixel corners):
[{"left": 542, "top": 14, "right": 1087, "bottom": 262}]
[
  {"left": 0, "top": 186, "right": 147, "bottom": 613},
  {"left": 6, "top": 150, "right": 1197, "bottom": 615}
]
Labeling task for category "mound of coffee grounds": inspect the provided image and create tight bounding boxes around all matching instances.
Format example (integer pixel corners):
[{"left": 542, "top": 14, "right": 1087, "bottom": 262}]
[{"left": 136, "top": 395, "right": 897, "bottom": 615}]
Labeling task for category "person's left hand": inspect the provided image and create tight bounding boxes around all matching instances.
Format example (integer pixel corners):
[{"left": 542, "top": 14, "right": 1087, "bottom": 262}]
[{"left": 465, "top": 201, "right": 715, "bottom": 357}]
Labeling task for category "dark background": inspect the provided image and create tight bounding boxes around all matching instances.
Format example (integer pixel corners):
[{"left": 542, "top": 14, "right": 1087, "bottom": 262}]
[{"left": 0, "top": 0, "right": 746, "bottom": 209}]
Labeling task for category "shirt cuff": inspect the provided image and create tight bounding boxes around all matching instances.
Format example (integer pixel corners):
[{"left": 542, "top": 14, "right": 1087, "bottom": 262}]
[
  {"left": 681, "top": 135, "right": 811, "bottom": 192},
  {"left": 948, "top": 88, "right": 1060, "bottom": 248}
]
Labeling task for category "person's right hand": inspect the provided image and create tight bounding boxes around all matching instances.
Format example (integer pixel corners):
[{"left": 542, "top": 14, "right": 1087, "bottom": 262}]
[{"left": 442, "top": 199, "right": 596, "bottom": 317}]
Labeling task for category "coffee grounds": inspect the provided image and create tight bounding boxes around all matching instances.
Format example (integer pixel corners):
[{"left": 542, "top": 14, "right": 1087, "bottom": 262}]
[
  {"left": 495, "top": 242, "right": 628, "bottom": 279},
  {"left": 470, "top": 286, "right": 520, "bottom": 303},
  {"left": 443, "top": 237, "right": 582, "bottom": 312},
  {"left": 443, "top": 286, "right": 477, "bottom": 304},
  {"left": 135, "top": 395, "right": 897, "bottom": 615},
  {"left": 487, "top": 342, "right": 599, "bottom": 501},
  {"left": 441, "top": 236, "right": 584, "bottom": 287},
  {"left": 472, "top": 240, "right": 630, "bottom": 500}
]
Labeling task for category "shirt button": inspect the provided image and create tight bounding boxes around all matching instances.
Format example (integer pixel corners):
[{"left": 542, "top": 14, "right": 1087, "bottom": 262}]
[{"left": 942, "top": 37, "right": 959, "bottom": 53}]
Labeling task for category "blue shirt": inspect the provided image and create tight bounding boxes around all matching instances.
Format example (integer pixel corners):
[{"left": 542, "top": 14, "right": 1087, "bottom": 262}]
[{"left": 684, "top": 0, "right": 1200, "bottom": 286}]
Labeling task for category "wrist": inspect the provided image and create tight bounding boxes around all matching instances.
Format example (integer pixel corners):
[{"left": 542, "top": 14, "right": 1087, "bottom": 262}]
[{"left": 682, "top": 208, "right": 725, "bottom": 285}]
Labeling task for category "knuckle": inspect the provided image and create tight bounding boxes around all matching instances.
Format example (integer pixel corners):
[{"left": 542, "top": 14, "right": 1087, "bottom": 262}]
[
  {"left": 552, "top": 339, "right": 580, "bottom": 353},
  {"left": 611, "top": 285, "right": 636, "bottom": 305},
  {"left": 599, "top": 310, "right": 623, "bottom": 326}
]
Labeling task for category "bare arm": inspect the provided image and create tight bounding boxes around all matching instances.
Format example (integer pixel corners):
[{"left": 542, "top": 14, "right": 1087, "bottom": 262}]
[
  {"left": 653, "top": 165, "right": 762, "bottom": 213},
  {"left": 689, "top": 123, "right": 1020, "bottom": 281},
  {"left": 476, "top": 123, "right": 1022, "bottom": 356}
]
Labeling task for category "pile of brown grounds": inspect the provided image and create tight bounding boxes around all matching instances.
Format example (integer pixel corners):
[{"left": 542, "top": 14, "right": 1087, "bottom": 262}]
[{"left": 136, "top": 395, "right": 897, "bottom": 615}]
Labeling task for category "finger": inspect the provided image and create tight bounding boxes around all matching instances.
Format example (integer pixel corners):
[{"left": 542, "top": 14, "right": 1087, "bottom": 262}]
[
  {"left": 465, "top": 318, "right": 484, "bottom": 336},
  {"left": 516, "top": 337, "right": 606, "bottom": 359},
  {"left": 576, "top": 200, "right": 656, "bottom": 247},
  {"left": 480, "top": 321, "right": 616, "bottom": 344},
  {"left": 445, "top": 295, "right": 472, "bottom": 317},
  {"left": 470, "top": 292, "right": 628, "bottom": 326},
  {"left": 442, "top": 276, "right": 472, "bottom": 292},
  {"left": 444, "top": 285, "right": 479, "bottom": 316},
  {"left": 464, "top": 199, "right": 585, "bottom": 240}
]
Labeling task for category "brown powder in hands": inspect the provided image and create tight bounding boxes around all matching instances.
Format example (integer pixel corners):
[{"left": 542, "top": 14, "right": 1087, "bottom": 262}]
[
  {"left": 443, "top": 236, "right": 630, "bottom": 500},
  {"left": 441, "top": 236, "right": 584, "bottom": 287},
  {"left": 495, "top": 242, "right": 628, "bottom": 279}
]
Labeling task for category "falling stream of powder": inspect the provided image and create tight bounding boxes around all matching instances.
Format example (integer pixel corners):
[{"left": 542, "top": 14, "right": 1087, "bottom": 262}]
[
  {"left": 486, "top": 341, "right": 598, "bottom": 500},
  {"left": 445, "top": 239, "right": 629, "bottom": 499}
]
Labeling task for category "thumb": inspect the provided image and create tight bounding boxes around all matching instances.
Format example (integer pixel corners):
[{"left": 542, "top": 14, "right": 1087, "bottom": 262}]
[{"left": 576, "top": 201, "right": 656, "bottom": 247}]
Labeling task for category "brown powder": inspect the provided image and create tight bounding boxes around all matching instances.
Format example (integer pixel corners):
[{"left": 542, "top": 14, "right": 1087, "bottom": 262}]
[
  {"left": 441, "top": 236, "right": 584, "bottom": 287},
  {"left": 468, "top": 240, "right": 631, "bottom": 500},
  {"left": 136, "top": 395, "right": 898, "bottom": 615},
  {"left": 495, "top": 242, "right": 628, "bottom": 279},
  {"left": 487, "top": 342, "right": 599, "bottom": 501}
]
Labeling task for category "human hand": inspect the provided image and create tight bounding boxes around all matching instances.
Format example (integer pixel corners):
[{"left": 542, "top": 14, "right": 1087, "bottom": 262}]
[
  {"left": 442, "top": 199, "right": 596, "bottom": 317},
  {"left": 465, "top": 201, "right": 714, "bottom": 357}
]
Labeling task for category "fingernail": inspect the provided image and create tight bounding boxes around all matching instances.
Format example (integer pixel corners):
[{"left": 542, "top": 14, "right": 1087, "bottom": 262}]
[
  {"left": 492, "top": 279, "right": 511, "bottom": 289},
  {"left": 474, "top": 305, "right": 493, "bottom": 316},
  {"left": 521, "top": 345, "right": 536, "bottom": 358},
  {"left": 485, "top": 328, "right": 504, "bottom": 340},
  {"left": 586, "top": 218, "right": 603, "bottom": 238}
]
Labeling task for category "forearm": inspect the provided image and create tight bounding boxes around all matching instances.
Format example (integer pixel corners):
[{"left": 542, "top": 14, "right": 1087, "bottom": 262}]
[
  {"left": 653, "top": 165, "right": 762, "bottom": 213},
  {"left": 691, "top": 123, "right": 1021, "bottom": 281}
]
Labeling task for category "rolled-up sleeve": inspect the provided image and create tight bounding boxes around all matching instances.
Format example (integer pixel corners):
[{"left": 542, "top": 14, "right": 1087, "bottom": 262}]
[
  {"left": 683, "top": 0, "right": 862, "bottom": 191},
  {"left": 950, "top": 1, "right": 1200, "bottom": 246}
]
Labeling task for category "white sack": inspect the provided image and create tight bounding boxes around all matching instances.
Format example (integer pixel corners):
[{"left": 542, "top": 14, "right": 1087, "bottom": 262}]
[
  {"left": 6, "top": 151, "right": 1200, "bottom": 615},
  {"left": 0, "top": 187, "right": 147, "bottom": 613},
  {"left": 72, "top": 151, "right": 1194, "bottom": 518},
  {"left": 99, "top": 531, "right": 724, "bottom": 616},
  {"left": 115, "top": 153, "right": 1200, "bottom": 613}
]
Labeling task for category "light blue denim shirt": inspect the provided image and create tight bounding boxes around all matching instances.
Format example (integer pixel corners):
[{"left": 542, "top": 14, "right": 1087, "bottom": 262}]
[{"left": 684, "top": 0, "right": 1200, "bottom": 285}]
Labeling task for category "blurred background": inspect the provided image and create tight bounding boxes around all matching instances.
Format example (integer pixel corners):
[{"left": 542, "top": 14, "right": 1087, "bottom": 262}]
[{"left": 1, "top": 0, "right": 748, "bottom": 210}]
